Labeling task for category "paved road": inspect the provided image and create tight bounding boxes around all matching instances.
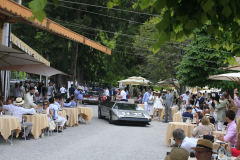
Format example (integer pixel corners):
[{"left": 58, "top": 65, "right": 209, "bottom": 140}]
[{"left": 0, "top": 105, "right": 171, "bottom": 160}]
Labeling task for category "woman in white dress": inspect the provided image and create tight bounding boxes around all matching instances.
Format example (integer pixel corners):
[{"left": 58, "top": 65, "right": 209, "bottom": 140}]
[
  {"left": 149, "top": 92, "right": 156, "bottom": 120},
  {"left": 153, "top": 92, "right": 163, "bottom": 121}
]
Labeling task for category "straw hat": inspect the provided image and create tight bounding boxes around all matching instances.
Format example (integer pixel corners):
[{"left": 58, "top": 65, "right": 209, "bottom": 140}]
[
  {"left": 191, "top": 139, "right": 217, "bottom": 153},
  {"left": 13, "top": 97, "right": 25, "bottom": 105},
  {"left": 164, "top": 148, "right": 189, "bottom": 160},
  {"left": 77, "top": 86, "right": 82, "bottom": 90}
]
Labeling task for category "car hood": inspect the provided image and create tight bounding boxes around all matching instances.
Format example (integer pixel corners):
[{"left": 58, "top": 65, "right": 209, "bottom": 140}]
[{"left": 112, "top": 109, "right": 151, "bottom": 118}]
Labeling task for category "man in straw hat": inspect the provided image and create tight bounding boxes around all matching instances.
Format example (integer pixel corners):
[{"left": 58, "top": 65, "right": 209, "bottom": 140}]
[
  {"left": 164, "top": 148, "right": 189, "bottom": 160},
  {"left": 7, "top": 97, "right": 39, "bottom": 140},
  {"left": 191, "top": 139, "right": 216, "bottom": 160},
  {"left": 74, "top": 86, "right": 84, "bottom": 106}
]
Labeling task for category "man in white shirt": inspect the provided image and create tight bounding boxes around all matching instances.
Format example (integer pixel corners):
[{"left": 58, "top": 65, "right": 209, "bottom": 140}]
[
  {"left": 84, "top": 85, "right": 88, "bottom": 93},
  {"left": 10, "top": 82, "right": 23, "bottom": 98},
  {"left": 4, "top": 97, "right": 39, "bottom": 140},
  {"left": 172, "top": 128, "right": 197, "bottom": 154},
  {"left": 2, "top": 99, "right": 15, "bottom": 112},
  {"left": 59, "top": 85, "right": 67, "bottom": 99},
  {"left": 104, "top": 87, "right": 110, "bottom": 102},
  {"left": 203, "top": 91, "right": 208, "bottom": 101},
  {"left": 48, "top": 97, "right": 66, "bottom": 131},
  {"left": 54, "top": 96, "right": 64, "bottom": 110},
  {"left": 47, "top": 82, "right": 55, "bottom": 100},
  {"left": 119, "top": 88, "right": 127, "bottom": 101},
  {"left": 23, "top": 87, "right": 39, "bottom": 109},
  {"left": 180, "top": 91, "right": 190, "bottom": 104}
]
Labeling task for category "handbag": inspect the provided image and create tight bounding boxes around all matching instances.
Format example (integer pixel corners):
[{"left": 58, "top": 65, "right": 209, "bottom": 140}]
[
  {"left": 49, "top": 117, "right": 56, "bottom": 131},
  {"left": 147, "top": 99, "right": 154, "bottom": 104}
]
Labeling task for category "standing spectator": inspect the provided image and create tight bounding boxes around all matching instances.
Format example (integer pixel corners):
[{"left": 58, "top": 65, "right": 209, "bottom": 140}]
[
  {"left": 119, "top": 88, "right": 127, "bottom": 101},
  {"left": 34, "top": 82, "right": 38, "bottom": 93},
  {"left": 23, "top": 80, "right": 30, "bottom": 92},
  {"left": 95, "top": 86, "right": 98, "bottom": 91},
  {"left": 75, "top": 86, "right": 84, "bottom": 105},
  {"left": 216, "top": 110, "right": 237, "bottom": 146},
  {"left": 203, "top": 91, "right": 208, "bottom": 101},
  {"left": 153, "top": 92, "right": 163, "bottom": 121},
  {"left": 180, "top": 91, "right": 190, "bottom": 105},
  {"left": 60, "top": 85, "right": 67, "bottom": 99},
  {"left": 230, "top": 88, "right": 240, "bottom": 119},
  {"left": 37, "top": 83, "right": 47, "bottom": 98},
  {"left": 19, "top": 81, "right": 25, "bottom": 98},
  {"left": 126, "top": 89, "right": 129, "bottom": 99},
  {"left": 142, "top": 89, "right": 152, "bottom": 113},
  {"left": 10, "top": 82, "right": 23, "bottom": 98},
  {"left": 195, "top": 92, "right": 204, "bottom": 108},
  {"left": 84, "top": 85, "right": 88, "bottom": 94},
  {"left": 46, "top": 82, "right": 55, "bottom": 100},
  {"left": 23, "top": 87, "right": 39, "bottom": 109},
  {"left": 69, "top": 84, "right": 75, "bottom": 96},
  {"left": 110, "top": 87, "right": 115, "bottom": 101},
  {"left": 214, "top": 92, "right": 229, "bottom": 131},
  {"left": 163, "top": 89, "right": 174, "bottom": 123},
  {"left": 149, "top": 92, "right": 156, "bottom": 121},
  {"left": 82, "top": 84, "right": 85, "bottom": 92}
]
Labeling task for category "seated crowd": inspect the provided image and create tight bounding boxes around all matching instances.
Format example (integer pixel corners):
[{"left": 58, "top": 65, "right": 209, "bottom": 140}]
[
  {"left": 0, "top": 84, "right": 81, "bottom": 140},
  {"left": 166, "top": 89, "right": 240, "bottom": 159}
]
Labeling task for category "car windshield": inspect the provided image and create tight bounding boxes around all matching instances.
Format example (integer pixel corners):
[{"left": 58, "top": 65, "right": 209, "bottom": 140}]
[
  {"left": 115, "top": 103, "right": 144, "bottom": 111},
  {"left": 87, "top": 92, "right": 99, "bottom": 96}
]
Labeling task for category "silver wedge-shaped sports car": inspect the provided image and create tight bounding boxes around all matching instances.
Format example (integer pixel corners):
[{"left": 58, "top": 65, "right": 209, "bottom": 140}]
[{"left": 98, "top": 101, "right": 151, "bottom": 125}]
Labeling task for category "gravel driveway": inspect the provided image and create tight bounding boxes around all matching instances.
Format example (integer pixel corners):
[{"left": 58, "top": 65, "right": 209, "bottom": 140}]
[{"left": 0, "top": 104, "right": 172, "bottom": 160}]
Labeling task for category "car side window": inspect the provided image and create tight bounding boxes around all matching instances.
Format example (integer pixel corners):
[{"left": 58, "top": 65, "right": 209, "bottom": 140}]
[{"left": 104, "top": 102, "right": 115, "bottom": 108}]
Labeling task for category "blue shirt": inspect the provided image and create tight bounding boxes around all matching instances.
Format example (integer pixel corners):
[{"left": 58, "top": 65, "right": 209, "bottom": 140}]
[
  {"left": 182, "top": 112, "right": 193, "bottom": 119},
  {"left": 74, "top": 89, "right": 84, "bottom": 100},
  {"left": 111, "top": 90, "right": 114, "bottom": 96},
  {"left": 95, "top": 87, "right": 98, "bottom": 91},
  {"left": 142, "top": 92, "right": 152, "bottom": 102}
]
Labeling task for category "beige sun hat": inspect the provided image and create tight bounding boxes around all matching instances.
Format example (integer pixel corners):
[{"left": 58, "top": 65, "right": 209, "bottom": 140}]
[
  {"left": 164, "top": 148, "right": 189, "bottom": 160},
  {"left": 191, "top": 139, "right": 217, "bottom": 154},
  {"left": 77, "top": 86, "right": 82, "bottom": 90},
  {"left": 13, "top": 97, "right": 25, "bottom": 105}
]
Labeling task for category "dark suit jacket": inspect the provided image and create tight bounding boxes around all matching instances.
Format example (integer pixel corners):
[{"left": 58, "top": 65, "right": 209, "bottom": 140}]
[
  {"left": 110, "top": 89, "right": 115, "bottom": 96},
  {"left": 195, "top": 96, "right": 204, "bottom": 106},
  {"left": 37, "top": 85, "right": 47, "bottom": 96}
]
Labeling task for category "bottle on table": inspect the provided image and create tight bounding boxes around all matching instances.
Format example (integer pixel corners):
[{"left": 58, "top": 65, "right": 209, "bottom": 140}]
[{"left": 227, "top": 142, "right": 232, "bottom": 159}]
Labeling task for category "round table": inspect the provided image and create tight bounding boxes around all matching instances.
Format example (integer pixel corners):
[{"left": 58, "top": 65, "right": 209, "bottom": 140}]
[
  {"left": 58, "top": 110, "right": 67, "bottom": 119},
  {"left": 137, "top": 104, "right": 145, "bottom": 109},
  {"left": 173, "top": 112, "right": 182, "bottom": 122},
  {"left": 63, "top": 108, "right": 78, "bottom": 127},
  {"left": 22, "top": 114, "right": 49, "bottom": 139},
  {"left": 0, "top": 115, "right": 21, "bottom": 140},
  {"left": 161, "top": 107, "right": 178, "bottom": 120},
  {"left": 166, "top": 122, "right": 196, "bottom": 147},
  {"left": 77, "top": 107, "right": 93, "bottom": 122}
]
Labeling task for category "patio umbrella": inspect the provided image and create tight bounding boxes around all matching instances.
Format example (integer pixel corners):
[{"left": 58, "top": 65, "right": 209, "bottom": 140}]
[
  {"left": 0, "top": 44, "right": 43, "bottom": 66},
  {"left": 208, "top": 73, "right": 240, "bottom": 85},
  {"left": 0, "top": 64, "right": 68, "bottom": 77}
]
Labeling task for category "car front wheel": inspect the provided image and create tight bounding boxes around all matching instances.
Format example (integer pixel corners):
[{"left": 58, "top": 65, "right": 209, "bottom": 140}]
[
  {"left": 98, "top": 109, "right": 103, "bottom": 119},
  {"left": 109, "top": 112, "right": 113, "bottom": 124}
]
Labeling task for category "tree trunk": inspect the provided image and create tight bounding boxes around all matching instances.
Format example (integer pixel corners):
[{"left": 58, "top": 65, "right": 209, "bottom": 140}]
[
  {"left": 70, "top": 41, "right": 78, "bottom": 82},
  {"left": 77, "top": 61, "right": 84, "bottom": 86},
  {"left": 70, "top": 4, "right": 81, "bottom": 82}
]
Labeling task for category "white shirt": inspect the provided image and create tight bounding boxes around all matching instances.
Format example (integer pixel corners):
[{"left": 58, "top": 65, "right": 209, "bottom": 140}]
[
  {"left": 105, "top": 89, "right": 110, "bottom": 96},
  {"left": 85, "top": 87, "right": 88, "bottom": 91},
  {"left": 82, "top": 86, "right": 85, "bottom": 91},
  {"left": 180, "top": 137, "right": 198, "bottom": 153},
  {"left": 35, "top": 96, "right": 42, "bottom": 103},
  {"left": 12, "top": 106, "right": 35, "bottom": 122},
  {"left": 204, "top": 92, "right": 208, "bottom": 98},
  {"left": 60, "top": 87, "right": 66, "bottom": 94},
  {"left": 120, "top": 90, "right": 126, "bottom": 100},
  {"left": 49, "top": 104, "right": 59, "bottom": 118},
  {"left": 34, "top": 86, "right": 38, "bottom": 93},
  {"left": 2, "top": 104, "right": 16, "bottom": 112},
  {"left": 47, "top": 86, "right": 52, "bottom": 95},
  {"left": 11, "top": 87, "right": 23, "bottom": 97},
  {"left": 181, "top": 94, "right": 189, "bottom": 104},
  {"left": 55, "top": 101, "right": 62, "bottom": 110}
]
